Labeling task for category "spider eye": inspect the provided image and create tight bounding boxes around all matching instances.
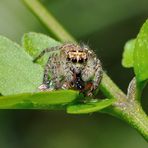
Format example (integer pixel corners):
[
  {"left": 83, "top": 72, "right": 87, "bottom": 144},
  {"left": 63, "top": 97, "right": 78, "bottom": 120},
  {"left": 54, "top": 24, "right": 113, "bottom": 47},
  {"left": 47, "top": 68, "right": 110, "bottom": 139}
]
[
  {"left": 72, "top": 58, "right": 77, "bottom": 63},
  {"left": 67, "top": 57, "right": 71, "bottom": 61},
  {"left": 79, "top": 58, "right": 87, "bottom": 63},
  {"left": 78, "top": 59, "right": 84, "bottom": 63}
]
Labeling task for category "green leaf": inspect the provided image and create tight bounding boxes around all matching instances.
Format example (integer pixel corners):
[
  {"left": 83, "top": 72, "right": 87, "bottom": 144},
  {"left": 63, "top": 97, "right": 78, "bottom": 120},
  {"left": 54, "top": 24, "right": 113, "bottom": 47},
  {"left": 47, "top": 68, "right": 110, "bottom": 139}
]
[
  {"left": 0, "top": 36, "right": 43, "bottom": 95},
  {"left": 0, "top": 90, "right": 79, "bottom": 109},
  {"left": 22, "top": 32, "right": 61, "bottom": 66},
  {"left": 134, "top": 20, "right": 148, "bottom": 82},
  {"left": 122, "top": 39, "right": 135, "bottom": 68},
  {"left": 67, "top": 98, "right": 115, "bottom": 114}
]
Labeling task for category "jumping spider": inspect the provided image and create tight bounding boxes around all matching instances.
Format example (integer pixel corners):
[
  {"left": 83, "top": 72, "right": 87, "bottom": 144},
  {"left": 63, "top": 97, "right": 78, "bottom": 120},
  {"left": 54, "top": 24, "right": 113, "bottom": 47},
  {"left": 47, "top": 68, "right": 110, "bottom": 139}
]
[{"left": 34, "top": 43, "right": 102, "bottom": 97}]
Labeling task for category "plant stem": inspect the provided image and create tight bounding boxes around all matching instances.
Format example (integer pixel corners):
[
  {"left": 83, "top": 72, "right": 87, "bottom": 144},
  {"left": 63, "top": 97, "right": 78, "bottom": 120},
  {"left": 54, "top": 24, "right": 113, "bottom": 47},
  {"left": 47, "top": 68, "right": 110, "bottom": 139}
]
[
  {"left": 105, "top": 101, "right": 148, "bottom": 140},
  {"left": 121, "top": 103, "right": 148, "bottom": 140},
  {"left": 23, "top": 0, "right": 148, "bottom": 141},
  {"left": 23, "top": 0, "right": 75, "bottom": 42}
]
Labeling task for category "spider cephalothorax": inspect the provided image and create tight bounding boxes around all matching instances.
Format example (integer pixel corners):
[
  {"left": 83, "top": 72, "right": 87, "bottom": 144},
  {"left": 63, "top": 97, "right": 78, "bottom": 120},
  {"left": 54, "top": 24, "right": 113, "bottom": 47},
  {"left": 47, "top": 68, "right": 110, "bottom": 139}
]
[
  {"left": 34, "top": 43, "right": 102, "bottom": 97},
  {"left": 61, "top": 44, "right": 88, "bottom": 63}
]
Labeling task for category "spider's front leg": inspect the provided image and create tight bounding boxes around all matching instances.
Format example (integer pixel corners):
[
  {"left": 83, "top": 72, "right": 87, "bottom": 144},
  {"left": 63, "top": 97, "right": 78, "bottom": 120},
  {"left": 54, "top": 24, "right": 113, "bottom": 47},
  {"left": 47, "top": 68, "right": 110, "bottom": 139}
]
[
  {"left": 39, "top": 56, "right": 63, "bottom": 91},
  {"left": 81, "top": 58, "right": 102, "bottom": 96},
  {"left": 92, "top": 59, "right": 103, "bottom": 90},
  {"left": 61, "top": 62, "right": 74, "bottom": 89}
]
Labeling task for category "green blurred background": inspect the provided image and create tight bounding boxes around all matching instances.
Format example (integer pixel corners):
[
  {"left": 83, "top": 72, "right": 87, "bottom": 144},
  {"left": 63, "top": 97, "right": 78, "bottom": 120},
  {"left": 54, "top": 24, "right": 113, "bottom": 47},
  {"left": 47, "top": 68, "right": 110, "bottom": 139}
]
[{"left": 0, "top": 0, "right": 148, "bottom": 147}]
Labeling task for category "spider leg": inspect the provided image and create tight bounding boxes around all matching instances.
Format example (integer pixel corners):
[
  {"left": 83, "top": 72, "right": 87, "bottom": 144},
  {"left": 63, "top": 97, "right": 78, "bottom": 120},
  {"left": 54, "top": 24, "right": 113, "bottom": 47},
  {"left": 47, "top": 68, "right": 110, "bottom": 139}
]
[
  {"left": 42, "top": 58, "right": 51, "bottom": 86},
  {"left": 92, "top": 59, "right": 102, "bottom": 90},
  {"left": 40, "top": 55, "right": 72, "bottom": 91},
  {"left": 33, "top": 46, "right": 59, "bottom": 62},
  {"left": 38, "top": 57, "right": 53, "bottom": 91},
  {"left": 81, "top": 58, "right": 102, "bottom": 96}
]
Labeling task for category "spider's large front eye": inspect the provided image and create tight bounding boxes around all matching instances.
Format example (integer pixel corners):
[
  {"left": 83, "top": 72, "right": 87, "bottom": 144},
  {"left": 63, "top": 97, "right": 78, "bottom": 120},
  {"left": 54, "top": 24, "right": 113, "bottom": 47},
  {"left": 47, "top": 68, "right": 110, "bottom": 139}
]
[
  {"left": 67, "top": 57, "right": 71, "bottom": 61},
  {"left": 72, "top": 58, "right": 77, "bottom": 63},
  {"left": 79, "top": 58, "right": 87, "bottom": 63},
  {"left": 78, "top": 59, "right": 84, "bottom": 63}
]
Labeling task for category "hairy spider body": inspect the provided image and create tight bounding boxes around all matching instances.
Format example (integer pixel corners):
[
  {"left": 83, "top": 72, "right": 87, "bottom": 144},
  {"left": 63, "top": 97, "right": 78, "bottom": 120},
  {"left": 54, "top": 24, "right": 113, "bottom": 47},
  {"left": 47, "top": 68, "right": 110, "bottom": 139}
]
[{"left": 34, "top": 43, "right": 102, "bottom": 96}]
